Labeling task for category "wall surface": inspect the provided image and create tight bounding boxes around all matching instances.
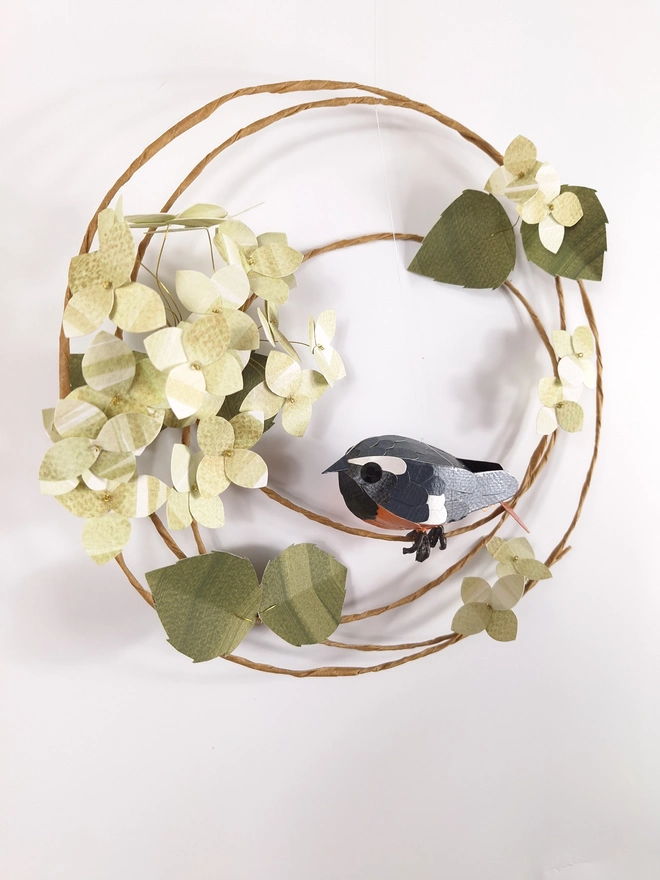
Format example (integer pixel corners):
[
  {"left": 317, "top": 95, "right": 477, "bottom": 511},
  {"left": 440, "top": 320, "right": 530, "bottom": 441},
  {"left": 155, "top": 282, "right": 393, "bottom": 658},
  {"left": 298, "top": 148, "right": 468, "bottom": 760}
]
[{"left": 2, "top": 2, "right": 658, "bottom": 878}]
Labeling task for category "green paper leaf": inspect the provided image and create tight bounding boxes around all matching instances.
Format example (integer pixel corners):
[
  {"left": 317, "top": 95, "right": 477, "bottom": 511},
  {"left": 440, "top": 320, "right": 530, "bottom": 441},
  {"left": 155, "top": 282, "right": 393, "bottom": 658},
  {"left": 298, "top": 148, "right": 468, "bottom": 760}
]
[
  {"left": 451, "top": 602, "right": 492, "bottom": 635},
  {"left": 521, "top": 186, "right": 607, "bottom": 281},
  {"left": 408, "top": 190, "right": 516, "bottom": 289},
  {"left": 146, "top": 552, "right": 261, "bottom": 661},
  {"left": 486, "top": 609, "right": 518, "bottom": 642},
  {"left": 556, "top": 400, "right": 584, "bottom": 432},
  {"left": 69, "top": 354, "right": 85, "bottom": 391},
  {"left": 515, "top": 557, "right": 553, "bottom": 580},
  {"left": 259, "top": 544, "right": 347, "bottom": 646}
]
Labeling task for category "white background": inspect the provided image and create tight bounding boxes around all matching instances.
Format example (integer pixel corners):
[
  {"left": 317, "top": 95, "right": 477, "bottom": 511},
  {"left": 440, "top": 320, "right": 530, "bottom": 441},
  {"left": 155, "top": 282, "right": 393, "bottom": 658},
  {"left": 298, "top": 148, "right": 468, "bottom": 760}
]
[{"left": 2, "top": 2, "right": 659, "bottom": 878}]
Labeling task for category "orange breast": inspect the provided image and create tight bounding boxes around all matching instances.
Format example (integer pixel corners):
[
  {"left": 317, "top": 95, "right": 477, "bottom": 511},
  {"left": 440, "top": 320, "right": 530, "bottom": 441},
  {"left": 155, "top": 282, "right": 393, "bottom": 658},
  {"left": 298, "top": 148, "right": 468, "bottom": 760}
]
[{"left": 364, "top": 505, "right": 427, "bottom": 532}]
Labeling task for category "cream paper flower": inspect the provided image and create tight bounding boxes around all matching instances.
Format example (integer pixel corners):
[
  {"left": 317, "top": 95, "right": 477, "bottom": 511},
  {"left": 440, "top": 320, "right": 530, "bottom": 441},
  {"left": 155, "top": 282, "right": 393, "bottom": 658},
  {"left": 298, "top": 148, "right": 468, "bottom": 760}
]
[
  {"left": 166, "top": 443, "right": 224, "bottom": 531},
  {"left": 195, "top": 414, "right": 268, "bottom": 496}
]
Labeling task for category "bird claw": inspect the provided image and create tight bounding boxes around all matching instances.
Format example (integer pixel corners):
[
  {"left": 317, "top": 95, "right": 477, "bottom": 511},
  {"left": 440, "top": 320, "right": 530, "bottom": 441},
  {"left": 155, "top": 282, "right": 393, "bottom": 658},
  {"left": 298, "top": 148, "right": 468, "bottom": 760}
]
[{"left": 402, "top": 526, "right": 446, "bottom": 562}]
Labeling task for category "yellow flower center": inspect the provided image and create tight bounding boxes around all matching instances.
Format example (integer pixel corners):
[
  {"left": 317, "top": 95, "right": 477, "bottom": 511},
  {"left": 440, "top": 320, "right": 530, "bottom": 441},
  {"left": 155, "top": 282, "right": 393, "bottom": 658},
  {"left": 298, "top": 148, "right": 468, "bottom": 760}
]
[
  {"left": 101, "top": 492, "right": 112, "bottom": 503},
  {"left": 223, "top": 449, "right": 233, "bottom": 457},
  {"left": 513, "top": 556, "right": 519, "bottom": 561},
  {"left": 92, "top": 445, "right": 100, "bottom": 454},
  {"left": 577, "top": 352, "right": 583, "bottom": 358},
  {"left": 247, "top": 257, "right": 255, "bottom": 266},
  {"left": 190, "top": 362, "right": 202, "bottom": 371},
  {"left": 191, "top": 483, "right": 198, "bottom": 492},
  {"left": 288, "top": 396, "right": 295, "bottom": 404},
  {"left": 317, "top": 344, "right": 325, "bottom": 351},
  {"left": 102, "top": 280, "right": 113, "bottom": 290},
  {"left": 548, "top": 203, "right": 555, "bottom": 211}
]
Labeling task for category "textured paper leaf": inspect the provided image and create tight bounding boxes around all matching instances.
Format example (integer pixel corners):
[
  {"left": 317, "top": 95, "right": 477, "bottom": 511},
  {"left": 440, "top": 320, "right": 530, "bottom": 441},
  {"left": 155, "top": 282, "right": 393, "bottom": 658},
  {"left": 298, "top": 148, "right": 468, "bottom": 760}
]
[
  {"left": 485, "top": 536, "right": 505, "bottom": 558},
  {"left": 225, "top": 448, "right": 268, "bottom": 489},
  {"left": 535, "top": 164, "right": 561, "bottom": 201},
  {"left": 486, "top": 609, "right": 518, "bottom": 642},
  {"left": 111, "top": 475, "right": 169, "bottom": 518},
  {"left": 538, "top": 376, "right": 564, "bottom": 407},
  {"left": 451, "top": 602, "right": 492, "bottom": 635},
  {"left": 39, "top": 437, "right": 98, "bottom": 482},
  {"left": 250, "top": 243, "right": 303, "bottom": 278},
  {"left": 144, "top": 326, "right": 187, "bottom": 371},
  {"left": 259, "top": 544, "right": 347, "bottom": 646},
  {"left": 96, "top": 412, "right": 162, "bottom": 453},
  {"left": 521, "top": 187, "right": 607, "bottom": 281},
  {"left": 230, "top": 412, "right": 263, "bottom": 449},
  {"left": 551, "top": 191, "right": 583, "bottom": 227},
  {"left": 109, "top": 282, "right": 166, "bottom": 333},
  {"left": 98, "top": 213, "right": 135, "bottom": 285},
  {"left": 53, "top": 398, "right": 107, "bottom": 439},
  {"left": 189, "top": 491, "right": 225, "bottom": 529},
  {"left": 182, "top": 314, "right": 230, "bottom": 365},
  {"left": 82, "top": 511, "right": 131, "bottom": 565},
  {"left": 490, "top": 574, "right": 525, "bottom": 610},
  {"left": 484, "top": 165, "right": 514, "bottom": 197},
  {"left": 551, "top": 330, "right": 572, "bottom": 359},
  {"left": 56, "top": 485, "right": 110, "bottom": 518},
  {"left": 272, "top": 324, "right": 301, "bottom": 362},
  {"left": 203, "top": 353, "right": 243, "bottom": 396},
  {"left": 503, "top": 135, "right": 537, "bottom": 176},
  {"left": 196, "top": 455, "right": 230, "bottom": 496},
  {"left": 166, "top": 490, "right": 193, "bottom": 530},
  {"left": 408, "top": 190, "right": 516, "bottom": 289},
  {"left": 461, "top": 576, "right": 492, "bottom": 604},
  {"left": 68, "top": 250, "right": 105, "bottom": 294},
  {"left": 537, "top": 406, "right": 558, "bottom": 435},
  {"left": 515, "top": 557, "right": 553, "bottom": 580},
  {"left": 248, "top": 273, "right": 289, "bottom": 304},
  {"left": 62, "top": 286, "right": 114, "bottom": 338},
  {"left": 224, "top": 310, "right": 260, "bottom": 352},
  {"left": 166, "top": 363, "right": 206, "bottom": 418},
  {"left": 495, "top": 562, "right": 517, "bottom": 578},
  {"left": 265, "top": 351, "right": 301, "bottom": 398},
  {"left": 82, "top": 331, "right": 135, "bottom": 394},
  {"left": 89, "top": 450, "right": 135, "bottom": 485},
  {"left": 281, "top": 396, "right": 312, "bottom": 437},
  {"left": 258, "top": 306, "right": 275, "bottom": 346},
  {"left": 146, "top": 552, "right": 261, "bottom": 661},
  {"left": 556, "top": 400, "right": 584, "bottom": 432},
  {"left": 495, "top": 537, "right": 534, "bottom": 563},
  {"left": 198, "top": 417, "right": 234, "bottom": 455}
]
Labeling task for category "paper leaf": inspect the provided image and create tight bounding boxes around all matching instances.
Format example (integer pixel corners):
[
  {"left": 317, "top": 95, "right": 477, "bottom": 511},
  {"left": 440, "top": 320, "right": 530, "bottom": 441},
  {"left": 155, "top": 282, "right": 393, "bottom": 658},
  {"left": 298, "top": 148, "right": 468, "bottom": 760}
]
[
  {"left": 272, "top": 325, "right": 301, "bottom": 362},
  {"left": 519, "top": 190, "right": 548, "bottom": 225},
  {"left": 461, "top": 576, "right": 492, "bottom": 604},
  {"left": 110, "top": 282, "right": 166, "bottom": 333},
  {"left": 166, "top": 363, "right": 206, "bottom": 419},
  {"left": 281, "top": 396, "right": 312, "bottom": 437},
  {"left": 111, "top": 475, "right": 169, "bottom": 518},
  {"left": 198, "top": 417, "right": 234, "bottom": 455},
  {"left": 182, "top": 314, "right": 230, "bottom": 365},
  {"left": 39, "top": 437, "right": 98, "bottom": 482},
  {"left": 249, "top": 274, "right": 289, "bottom": 304},
  {"left": 538, "top": 214, "right": 565, "bottom": 254},
  {"left": 224, "top": 310, "right": 260, "bottom": 352},
  {"left": 556, "top": 400, "right": 584, "bottom": 432},
  {"left": 486, "top": 609, "right": 518, "bottom": 642},
  {"left": 451, "top": 602, "right": 492, "bottom": 635},
  {"left": 499, "top": 537, "right": 534, "bottom": 562},
  {"left": 144, "top": 327, "right": 187, "bottom": 372},
  {"left": 225, "top": 448, "right": 268, "bottom": 489},
  {"left": 82, "top": 512, "right": 131, "bottom": 565},
  {"left": 146, "top": 552, "right": 261, "bottom": 661},
  {"left": 259, "top": 544, "right": 347, "bottom": 646},
  {"left": 203, "top": 353, "right": 243, "bottom": 396},
  {"left": 196, "top": 455, "right": 230, "bottom": 496},
  {"left": 515, "top": 557, "right": 552, "bottom": 580},
  {"left": 408, "top": 190, "right": 516, "bottom": 289},
  {"left": 220, "top": 354, "right": 267, "bottom": 420},
  {"left": 230, "top": 412, "right": 263, "bottom": 449},
  {"left": 490, "top": 574, "right": 525, "bottom": 610},
  {"left": 538, "top": 377, "right": 564, "bottom": 407},
  {"left": 175, "top": 203, "right": 228, "bottom": 226},
  {"left": 56, "top": 485, "right": 110, "bottom": 518},
  {"left": 62, "top": 285, "right": 114, "bottom": 338},
  {"left": 166, "top": 490, "right": 193, "bottom": 531},
  {"left": 521, "top": 186, "right": 607, "bottom": 281},
  {"left": 82, "top": 331, "right": 135, "bottom": 395},
  {"left": 53, "top": 398, "right": 107, "bottom": 439},
  {"left": 68, "top": 353, "right": 85, "bottom": 391},
  {"left": 535, "top": 164, "right": 561, "bottom": 201},
  {"left": 96, "top": 412, "right": 162, "bottom": 453},
  {"left": 42, "top": 408, "right": 61, "bottom": 443},
  {"left": 189, "top": 491, "right": 225, "bottom": 529},
  {"left": 265, "top": 351, "right": 301, "bottom": 398}
]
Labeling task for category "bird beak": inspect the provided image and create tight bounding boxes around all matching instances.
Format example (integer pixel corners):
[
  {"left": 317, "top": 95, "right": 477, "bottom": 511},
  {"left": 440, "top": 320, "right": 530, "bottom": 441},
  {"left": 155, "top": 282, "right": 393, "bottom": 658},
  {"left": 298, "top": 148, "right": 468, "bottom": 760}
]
[{"left": 322, "top": 455, "right": 349, "bottom": 474}]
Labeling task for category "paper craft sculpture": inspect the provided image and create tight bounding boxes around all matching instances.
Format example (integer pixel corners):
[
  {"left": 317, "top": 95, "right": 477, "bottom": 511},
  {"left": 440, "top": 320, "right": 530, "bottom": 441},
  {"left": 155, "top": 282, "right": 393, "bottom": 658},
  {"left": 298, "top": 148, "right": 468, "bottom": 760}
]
[{"left": 324, "top": 435, "right": 523, "bottom": 562}]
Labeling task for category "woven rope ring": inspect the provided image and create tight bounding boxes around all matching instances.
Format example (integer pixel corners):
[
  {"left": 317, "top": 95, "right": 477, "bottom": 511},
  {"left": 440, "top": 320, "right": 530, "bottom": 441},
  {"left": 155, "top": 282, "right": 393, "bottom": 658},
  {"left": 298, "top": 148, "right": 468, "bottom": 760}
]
[{"left": 58, "top": 81, "right": 603, "bottom": 677}]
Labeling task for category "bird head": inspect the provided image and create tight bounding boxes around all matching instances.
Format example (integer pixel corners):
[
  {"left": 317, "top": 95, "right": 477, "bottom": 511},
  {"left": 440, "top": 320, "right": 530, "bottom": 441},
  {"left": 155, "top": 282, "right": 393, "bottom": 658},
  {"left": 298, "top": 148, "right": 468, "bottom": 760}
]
[{"left": 323, "top": 438, "right": 409, "bottom": 517}]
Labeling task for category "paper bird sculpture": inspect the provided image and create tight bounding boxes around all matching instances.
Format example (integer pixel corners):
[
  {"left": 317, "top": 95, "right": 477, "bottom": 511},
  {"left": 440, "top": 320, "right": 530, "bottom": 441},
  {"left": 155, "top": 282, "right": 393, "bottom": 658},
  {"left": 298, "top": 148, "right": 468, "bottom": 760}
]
[{"left": 324, "top": 435, "right": 525, "bottom": 562}]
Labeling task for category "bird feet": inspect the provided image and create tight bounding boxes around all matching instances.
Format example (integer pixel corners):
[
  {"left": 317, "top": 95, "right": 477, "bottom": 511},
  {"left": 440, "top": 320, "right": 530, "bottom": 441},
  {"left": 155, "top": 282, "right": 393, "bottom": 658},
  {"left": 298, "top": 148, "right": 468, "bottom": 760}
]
[{"left": 402, "top": 526, "right": 446, "bottom": 562}]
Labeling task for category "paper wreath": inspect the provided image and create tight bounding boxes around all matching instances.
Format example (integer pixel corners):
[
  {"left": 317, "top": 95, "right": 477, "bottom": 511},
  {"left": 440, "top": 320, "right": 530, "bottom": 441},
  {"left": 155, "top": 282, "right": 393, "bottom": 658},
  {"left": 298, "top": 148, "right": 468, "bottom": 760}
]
[{"left": 40, "top": 81, "right": 604, "bottom": 676}]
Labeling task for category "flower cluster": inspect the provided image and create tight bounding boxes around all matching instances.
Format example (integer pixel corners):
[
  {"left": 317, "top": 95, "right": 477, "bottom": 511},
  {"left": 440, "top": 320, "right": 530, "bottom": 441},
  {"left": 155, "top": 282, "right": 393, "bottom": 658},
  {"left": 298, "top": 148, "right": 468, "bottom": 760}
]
[
  {"left": 537, "top": 326, "right": 596, "bottom": 435},
  {"left": 485, "top": 135, "right": 583, "bottom": 254},
  {"left": 40, "top": 202, "right": 347, "bottom": 565}
]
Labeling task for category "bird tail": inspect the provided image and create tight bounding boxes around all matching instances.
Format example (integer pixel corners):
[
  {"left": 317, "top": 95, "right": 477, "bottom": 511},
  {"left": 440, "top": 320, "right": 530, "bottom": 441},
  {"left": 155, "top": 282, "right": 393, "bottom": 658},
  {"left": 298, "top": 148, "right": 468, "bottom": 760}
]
[{"left": 473, "top": 470, "right": 518, "bottom": 508}]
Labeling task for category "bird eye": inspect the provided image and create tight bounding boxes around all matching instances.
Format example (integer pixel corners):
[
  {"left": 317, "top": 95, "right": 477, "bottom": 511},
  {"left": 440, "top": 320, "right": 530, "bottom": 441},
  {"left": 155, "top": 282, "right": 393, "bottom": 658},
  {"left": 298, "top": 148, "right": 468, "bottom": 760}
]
[{"left": 360, "top": 462, "right": 383, "bottom": 484}]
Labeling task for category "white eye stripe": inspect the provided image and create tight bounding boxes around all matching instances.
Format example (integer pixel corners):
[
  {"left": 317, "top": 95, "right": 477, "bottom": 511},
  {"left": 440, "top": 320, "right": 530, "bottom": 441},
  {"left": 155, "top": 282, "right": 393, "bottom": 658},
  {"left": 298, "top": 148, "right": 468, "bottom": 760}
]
[{"left": 348, "top": 455, "right": 408, "bottom": 475}]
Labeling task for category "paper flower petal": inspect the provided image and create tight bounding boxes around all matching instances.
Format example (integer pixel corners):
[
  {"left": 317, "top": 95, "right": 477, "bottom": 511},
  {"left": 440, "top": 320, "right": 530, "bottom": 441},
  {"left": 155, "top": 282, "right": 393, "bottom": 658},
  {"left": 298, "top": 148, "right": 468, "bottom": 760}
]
[
  {"left": 503, "top": 537, "right": 535, "bottom": 562},
  {"left": 171, "top": 443, "right": 195, "bottom": 492},
  {"left": 486, "top": 609, "right": 518, "bottom": 641},
  {"left": 203, "top": 353, "right": 243, "bottom": 396},
  {"left": 68, "top": 251, "right": 105, "bottom": 294},
  {"left": 89, "top": 450, "right": 136, "bottom": 486},
  {"left": 537, "top": 406, "right": 558, "bottom": 435},
  {"left": 224, "top": 310, "right": 260, "bottom": 352},
  {"left": 56, "top": 485, "right": 110, "bottom": 518},
  {"left": 281, "top": 395, "right": 312, "bottom": 437},
  {"left": 514, "top": 557, "right": 553, "bottom": 580},
  {"left": 230, "top": 413, "right": 263, "bottom": 449},
  {"left": 556, "top": 400, "right": 584, "bottom": 432},
  {"left": 550, "top": 191, "right": 583, "bottom": 227},
  {"left": 198, "top": 417, "right": 234, "bottom": 456},
  {"left": 189, "top": 491, "right": 225, "bottom": 529},
  {"left": 538, "top": 376, "right": 564, "bottom": 407},
  {"left": 490, "top": 574, "right": 525, "bottom": 610},
  {"left": 250, "top": 243, "right": 303, "bottom": 278},
  {"left": 54, "top": 398, "right": 107, "bottom": 439},
  {"left": 248, "top": 274, "right": 289, "bottom": 304},
  {"left": 225, "top": 448, "right": 268, "bottom": 489},
  {"left": 240, "top": 381, "right": 284, "bottom": 420},
  {"left": 39, "top": 437, "right": 98, "bottom": 482},
  {"left": 551, "top": 330, "right": 573, "bottom": 359},
  {"left": 315, "top": 348, "right": 346, "bottom": 385},
  {"left": 82, "top": 331, "right": 135, "bottom": 394},
  {"left": 210, "top": 265, "right": 250, "bottom": 309},
  {"left": 82, "top": 511, "right": 131, "bottom": 565},
  {"left": 196, "top": 455, "right": 230, "bottom": 496},
  {"left": 98, "top": 213, "right": 135, "bottom": 286},
  {"left": 572, "top": 326, "right": 594, "bottom": 358},
  {"left": 298, "top": 370, "right": 329, "bottom": 402},
  {"left": 265, "top": 351, "right": 301, "bottom": 398},
  {"left": 535, "top": 164, "right": 561, "bottom": 201},
  {"left": 40, "top": 477, "right": 80, "bottom": 496},
  {"left": 111, "top": 475, "right": 169, "bottom": 518},
  {"left": 96, "top": 412, "right": 163, "bottom": 453},
  {"left": 495, "top": 562, "right": 518, "bottom": 578},
  {"left": 167, "top": 490, "right": 193, "bottom": 530},
  {"left": 561, "top": 383, "right": 583, "bottom": 402},
  {"left": 129, "top": 358, "right": 169, "bottom": 409},
  {"left": 519, "top": 189, "right": 549, "bottom": 225},
  {"left": 195, "top": 392, "right": 225, "bottom": 420},
  {"left": 213, "top": 219, "right": 258, "bottom": 256},
  {"left": 144, "top": 326, "right": 187, "bottom": 372},
  {"left": 258, "top": 306, "right": 276, "bottom": 346},
  {"left": 451, "top": 602, "right": 492, "bottom": 635},
  {"left": 182, "top": 314, "right": 230, "bottom": 365},
  {"left": 175, "top": 270, "right": 223, "bottom": 315},
  {"left": 166, "top": 363, "right": 206, "bottom": 419},
  {"left": 109, "top": 282, "right": 166, "bottom": 333},
  {"left": 460, "top": 576, "right": 492, "bottom": 604},
  {"left": 558, "top": 354, "right": 586, "bottom": 387},
  {"left": 503, "top": 135, "right": 537, "bottom": 176},
  {"left": 62, "top": 285, "right": 114, "bottom": 338},
  {"left": 485, "top": 165, "right": 514, "bottom": 195},
  {"left": 538, "top": 214, "right": 565, "bottom": 254},
  {"left": 581, "top": 359, "right": 597, "bottom": 389},
  {"left": 174, "top": 203, "right": 227, "bottom": 226}
]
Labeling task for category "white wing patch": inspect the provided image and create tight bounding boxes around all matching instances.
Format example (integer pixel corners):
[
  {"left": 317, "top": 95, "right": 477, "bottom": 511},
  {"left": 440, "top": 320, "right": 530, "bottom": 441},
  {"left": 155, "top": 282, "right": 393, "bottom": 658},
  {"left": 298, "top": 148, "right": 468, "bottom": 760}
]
[
  {"left": 347, "top": 455, "right": 408, "bottom": 475},
  {"left": 423, "top": 493, "right": 448, "bottom": 525}
]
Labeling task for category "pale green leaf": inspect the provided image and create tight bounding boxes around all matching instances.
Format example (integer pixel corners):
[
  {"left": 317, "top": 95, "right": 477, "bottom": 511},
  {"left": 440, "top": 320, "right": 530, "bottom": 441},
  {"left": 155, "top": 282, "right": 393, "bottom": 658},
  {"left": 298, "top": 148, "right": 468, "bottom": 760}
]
[
  {"left": 486, "top": 609, "right": 518, "bottom": 641},
  {"left": 248, "top": 273, "right": 289, "bottom": 304},
  {"left": 538, "top": 377, "right": 564, "bottom": 407},
  {"left": 515, "top": 558, "right": 553, "bottom": 580},
  {"left": 503, "top": 135, "right": 537, "bottom": 176},
  {"left": 196, "top": 455, "right": 230, "bottom": 497},
  {"left": 451, "top": 602, "right": 492, "bottom": 635},
  {"left": 461, "top": 576, "right": 491, "bottom": 604},
  {"left": 53, "top": 398, "right": 107, "bottom": 439},
  {"left": 68, "top": 250, "right": 105, "bottom": 294},
  {"left": 89, "top": 450, "right": 136, "bottom": 485},
  {"left": 552, "top": 330, "right": 573, "bottom": 359},
  {"left": 239, "top": 381, "right": 284, "bottom": 419},
  {"left": 281, "top": 396, "right": 312, "bottom": 437},
  {"left": 572, "top": 326, "right": 594, "bottom": 358},
  {"left": 556, "top": 400, "right": 584, "bottom": 432},
  {"left": 144, "top": 326, "right": 187, "bottom": 371},
  {"left": 224, "top": 310, "right": 260, "bottom": 351},
  {"left": 203, "top": 353, "right": 243, "bottom": 396},
  {"left": 230, "top": 412, "right": 263, "bottom": 449},
  {"left": 166, "top": 363, "right": 206, "bottom": 419},
  {"left": 56, "top": 485, "right": 110, "bottom": 518},
  {"left": 167, "top": 490, "right": 193, "bottom": 531},
  {"left": 129, "top": 358, "right": 168, "bottom": 409}
]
